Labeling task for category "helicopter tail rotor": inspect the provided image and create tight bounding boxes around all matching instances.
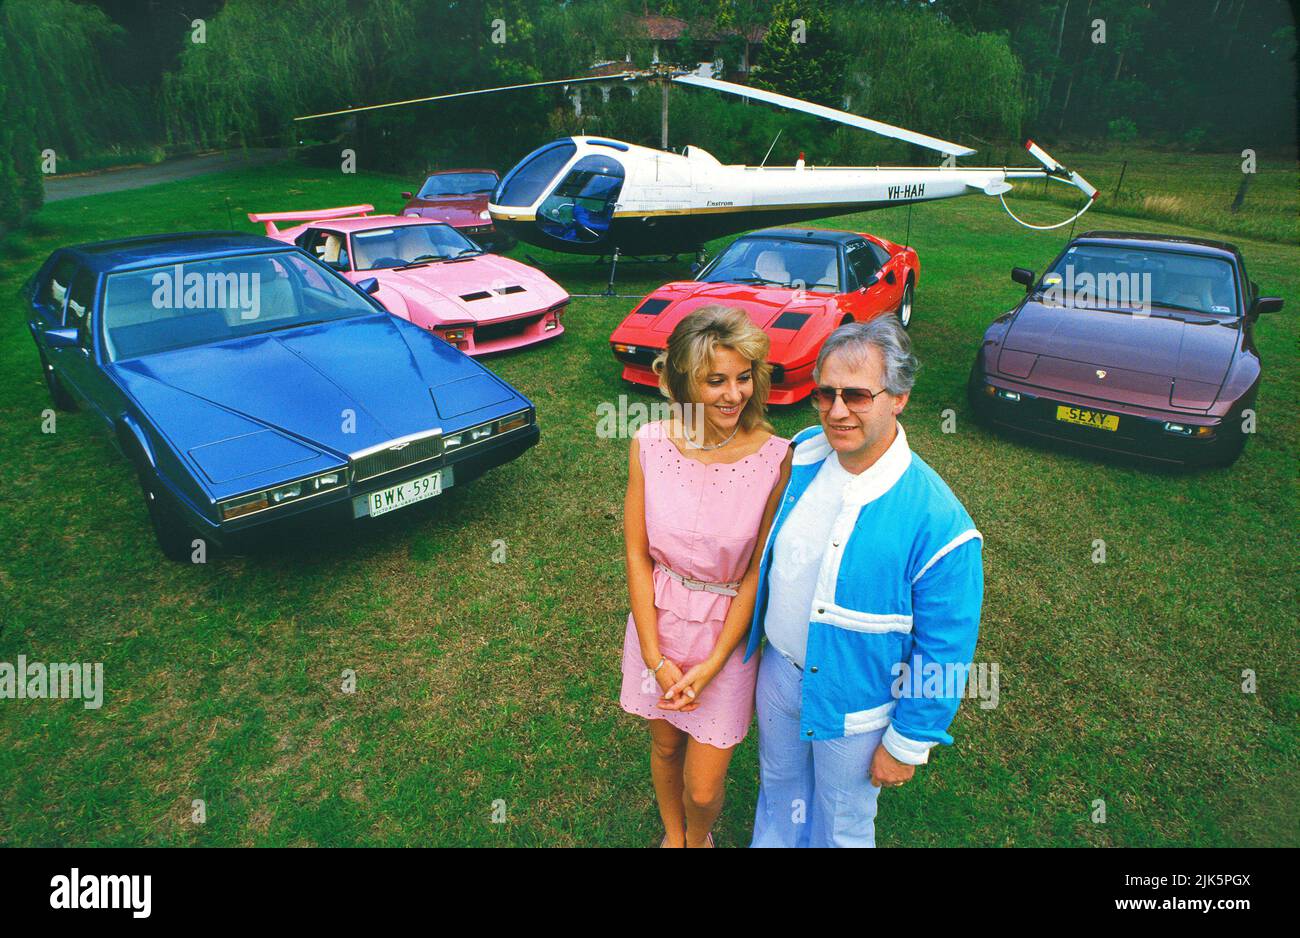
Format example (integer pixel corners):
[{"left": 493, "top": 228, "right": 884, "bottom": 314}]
[{"left": 995, "top": 139, "right": 1099, "bottom": 231}]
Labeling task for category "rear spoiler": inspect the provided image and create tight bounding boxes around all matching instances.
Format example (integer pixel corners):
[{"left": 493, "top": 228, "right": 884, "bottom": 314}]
[{"left": 246, "top": 204, "right": 374, "bottom": 235}]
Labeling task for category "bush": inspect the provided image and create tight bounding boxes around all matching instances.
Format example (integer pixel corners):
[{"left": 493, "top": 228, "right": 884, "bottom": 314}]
[{"left": 1107, "top": 117, "right": 1139, "bottom": 144}]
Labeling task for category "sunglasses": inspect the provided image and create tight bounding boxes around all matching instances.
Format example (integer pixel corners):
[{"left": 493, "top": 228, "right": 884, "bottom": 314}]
[{"left": 809, "top": 385, "right": 887, "bottom": 412}]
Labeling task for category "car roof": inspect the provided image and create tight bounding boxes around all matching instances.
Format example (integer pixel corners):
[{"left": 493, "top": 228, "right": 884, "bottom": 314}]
[
  {"left": 1074, "top": 230, "right": 1241, "bottom": 262},
  {"left": 425, "top": 168, "right": 498, "bottom": 176},
  {"left": 742, "top": 227, "right": 866, "bottom": 247},
  {"left": 61, "top": 232, "right": 298, "bottom": 273}
]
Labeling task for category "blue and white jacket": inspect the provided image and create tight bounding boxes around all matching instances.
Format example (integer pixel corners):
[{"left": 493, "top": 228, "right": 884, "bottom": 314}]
[{"left": 743, "top": 423, "right": 984, "bottom": 764}]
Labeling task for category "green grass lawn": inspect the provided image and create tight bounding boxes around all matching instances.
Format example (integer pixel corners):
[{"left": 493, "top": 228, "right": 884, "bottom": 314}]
[
  {"left": 1004, "top": 146, "right": 1297, "bottom": 244},
  {"left": 0, "top": 160, "right": 1295, "bottom": 846}
]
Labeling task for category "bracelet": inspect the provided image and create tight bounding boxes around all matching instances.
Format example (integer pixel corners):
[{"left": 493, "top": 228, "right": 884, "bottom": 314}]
[{"left": 649, "top": 656, "right": 666, "bottom": 674}]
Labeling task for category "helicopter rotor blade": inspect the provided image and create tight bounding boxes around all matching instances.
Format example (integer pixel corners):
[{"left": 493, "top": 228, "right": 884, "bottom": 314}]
[
  {"left": 672, "top": 74, "right": 976, "bottom": 157},
  {"left": 294, "top": 73, "right": 632, "bottom": 122}
]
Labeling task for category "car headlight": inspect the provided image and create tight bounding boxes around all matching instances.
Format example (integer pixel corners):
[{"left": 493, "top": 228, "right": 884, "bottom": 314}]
[
  {"left": 219, "top": 470, "right": 345, "bottom": 521},
  {"left": 442, "top": 412, "right": 530, "bottom": 452},
  {"left": 479, "top": 210, "right": 491, "bottom": 220}
]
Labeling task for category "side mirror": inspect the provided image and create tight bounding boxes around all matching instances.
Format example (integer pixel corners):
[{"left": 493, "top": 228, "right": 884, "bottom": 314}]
[
  {"left": 356, "top": 277, "right": 381, "bottom": 296},
  {"left": 1251, "top": 296, "right": 1283, "bottom": 316},
  {"left": 44, "top": 327, "right": 80, "bottom": 349},
  {"left": 690, "top": 262, "right": 701, "bottom": 274},
  {"left": 885, "top": 269, "right": 897, "bottom": 286},
  {"left": 1011, "top": 267, "right": 1036, "bottom": 290},
  {"left": 401, "top": 192, "right": 413, "bottom": 200}
]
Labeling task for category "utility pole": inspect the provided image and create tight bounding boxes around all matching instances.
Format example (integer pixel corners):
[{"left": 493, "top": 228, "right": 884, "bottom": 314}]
[{"left": 661, "top": 82, "right": 670, "bottom": 150}]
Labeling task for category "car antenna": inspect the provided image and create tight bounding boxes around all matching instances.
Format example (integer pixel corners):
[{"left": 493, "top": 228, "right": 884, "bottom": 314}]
[
  {"left": 759, "top": 129, "right": 783, "bottom": 168},
  {"left": 904, "top": 200, "right": 912, "bottom": 249}
]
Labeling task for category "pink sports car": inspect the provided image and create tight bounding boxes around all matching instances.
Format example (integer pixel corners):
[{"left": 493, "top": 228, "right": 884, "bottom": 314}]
[{"left": 248, "top": 205, "right": 569, "bottom": 355}]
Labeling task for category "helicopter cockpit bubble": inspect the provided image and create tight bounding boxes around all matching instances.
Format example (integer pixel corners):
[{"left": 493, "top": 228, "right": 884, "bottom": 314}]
[
  {"left": 494, "top": 140, "right": 578, "bottom": 208},
  {"left": 535, "top": 154, "right": 626, "bottom": 245}
]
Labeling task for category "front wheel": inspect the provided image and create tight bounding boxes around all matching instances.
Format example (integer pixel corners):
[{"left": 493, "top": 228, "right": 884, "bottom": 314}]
[
  {"left": 895, "top": 281, "right": 914, "bottom": 329},
  {"left": 38, "top": 350, "right": 77, "bottom": 411},
  {"left": 138, "top": 470, "right": 196, "bottom": 562}
]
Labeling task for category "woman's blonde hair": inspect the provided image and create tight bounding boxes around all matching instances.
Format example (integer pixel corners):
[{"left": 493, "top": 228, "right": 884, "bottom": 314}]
[{"left": 652, "top": 305, "right": 772, "bottom": 432}]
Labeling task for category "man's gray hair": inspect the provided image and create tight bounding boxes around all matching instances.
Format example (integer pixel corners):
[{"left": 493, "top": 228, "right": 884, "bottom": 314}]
[{"left": 813, "top": 317, "right": 918, "bottom": 395}]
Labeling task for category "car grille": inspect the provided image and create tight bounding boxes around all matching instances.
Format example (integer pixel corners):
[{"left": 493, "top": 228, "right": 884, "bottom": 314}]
[
  {"left": 350, "top": 430, "right": 443, "bottom": 483},
  {"left": 475, "top": 313, "right": 541, "bottom": 344}
]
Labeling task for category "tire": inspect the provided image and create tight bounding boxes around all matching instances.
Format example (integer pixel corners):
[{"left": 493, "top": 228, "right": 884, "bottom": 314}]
[
  {"left": 137, "top": 468, "right": 196, "bottom": 562},
  {"left": 38, "top": 350, "right": 77, "bottom": 411},
  {"left": 895, "top": 280, "right": 914, "bottom": 329}
]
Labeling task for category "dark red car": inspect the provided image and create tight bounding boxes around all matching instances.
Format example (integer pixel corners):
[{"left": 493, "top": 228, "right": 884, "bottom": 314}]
[
  {"left": 401, "top": 169, "right": 515, "bottom": 253},
  {"left": 969, "top": 231, "right": 1283, "bottom": 467},
  {"left": 610, "top": 227, "right": 918, "bottom": 405}
]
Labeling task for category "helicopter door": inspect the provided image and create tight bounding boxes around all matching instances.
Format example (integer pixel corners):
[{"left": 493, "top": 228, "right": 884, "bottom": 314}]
[{"left": 536, "top": 155, "right": 625, "bottom": 244}]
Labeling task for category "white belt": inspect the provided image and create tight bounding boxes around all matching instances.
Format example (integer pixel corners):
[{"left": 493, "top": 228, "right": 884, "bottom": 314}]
[{"left": 657, "top": 564, "right": 740, "bottom": 597}]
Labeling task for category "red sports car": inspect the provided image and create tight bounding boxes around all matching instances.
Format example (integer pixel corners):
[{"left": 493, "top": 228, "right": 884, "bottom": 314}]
[
  {"left": 609, "top": 227, "right": 919, "bottom": 405},
  {"left": 401, "top": 169, "right": 515, "bottom": 253},
  {"left": 968, "top": 231, "right": 1283, "bottom": 467}
]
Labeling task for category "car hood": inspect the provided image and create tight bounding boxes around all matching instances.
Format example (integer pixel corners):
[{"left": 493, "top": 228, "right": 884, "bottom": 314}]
[
  {"left": 113, "top": 315, "right": 520, "bottom": 489},
  {"left": 406, "top": 195, "right": 489, "bottom": 226},
  {"left": 997, "top": 301, "right": 1241, "bottom": 410},
  {"left": 1003, "top": 301, "right": 1238, "bottom": 376},
  {"left": 359, "top": 255, "right": 568, "bottom": 326},
  {"left": 642, "top": 282, "right": 834, "bottom": 335}
]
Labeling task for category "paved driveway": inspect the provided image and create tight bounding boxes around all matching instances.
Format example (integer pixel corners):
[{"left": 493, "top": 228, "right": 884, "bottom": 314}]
[{"left": 43, "top": 148, "right": 289, "bottom": 202}]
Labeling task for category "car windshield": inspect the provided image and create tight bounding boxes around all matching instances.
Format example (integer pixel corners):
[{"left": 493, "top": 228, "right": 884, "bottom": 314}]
[
  {"left": 350, "top": 224, "right": 481, "bottom": 271},
  {"left": 697, "top": 238, "right": 841, "bottom": 291},
  {"left": 417, "top": 172, "right": 497, "bottom": 198},
  {"left": 102, "top": 251, "right": 375, "bottom": 361},
  {"left": 1041, "top": 244, "right": 1239, "bottom": 316}
]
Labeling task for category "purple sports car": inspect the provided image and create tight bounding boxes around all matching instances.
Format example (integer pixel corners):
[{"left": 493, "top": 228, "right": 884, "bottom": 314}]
[{"left": 969, "top": 231, "right": 1283, "bottom": 467}]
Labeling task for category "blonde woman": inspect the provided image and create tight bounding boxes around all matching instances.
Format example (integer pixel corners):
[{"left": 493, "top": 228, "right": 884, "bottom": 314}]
[{"left": 619, "top": 305, "right": 792, "bottom": 847}]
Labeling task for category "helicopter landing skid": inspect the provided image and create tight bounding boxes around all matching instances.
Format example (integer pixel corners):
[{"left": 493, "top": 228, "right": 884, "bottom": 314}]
[{"left": 597, "top": 249, "right": 704, "bottom": 296}]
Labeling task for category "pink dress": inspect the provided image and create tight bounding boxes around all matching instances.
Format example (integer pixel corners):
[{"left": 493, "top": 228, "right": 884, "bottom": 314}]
[{"left": 620, "top": 421, "right": 790, "bottom": 748}]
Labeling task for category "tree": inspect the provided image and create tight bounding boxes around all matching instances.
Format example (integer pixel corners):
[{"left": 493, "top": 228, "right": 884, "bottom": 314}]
[{"left": 750, "top": 0, "right": 846, "bottom": 107}]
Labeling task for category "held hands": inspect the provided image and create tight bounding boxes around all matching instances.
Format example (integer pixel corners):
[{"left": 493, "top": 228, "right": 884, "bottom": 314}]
[
  {"left": 869, "top": 744, "right": 917, "bottom": 788},
  {"left": 659, "top": 659, "right": 721, "bottom": 712},
  {"left": 651, "top": 657, "right": 686, "bottom": 701}
]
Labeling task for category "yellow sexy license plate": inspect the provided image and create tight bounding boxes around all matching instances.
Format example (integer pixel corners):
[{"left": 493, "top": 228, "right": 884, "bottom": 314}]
[{"left": 1056, "top": 405, "right": 1119, "bottom": 431}]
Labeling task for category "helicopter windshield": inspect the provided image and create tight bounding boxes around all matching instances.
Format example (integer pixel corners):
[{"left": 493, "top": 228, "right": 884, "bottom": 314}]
[
  {"left": 495, "top": 141, "right": 577, "bottom": 207},
  {"left": 536, "top": 154, "right": 625, "bottom": 244}
]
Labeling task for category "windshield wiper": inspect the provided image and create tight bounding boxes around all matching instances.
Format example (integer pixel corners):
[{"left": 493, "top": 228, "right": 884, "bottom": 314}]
[
  {"left": 251, "top": 319, "right": 324, "bottom": 335},
  {"left": 732, "top": 276, "right": 788, "bottom": 287}
]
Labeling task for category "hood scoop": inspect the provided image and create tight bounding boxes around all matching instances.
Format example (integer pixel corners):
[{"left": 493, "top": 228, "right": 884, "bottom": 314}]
[{"left": 460, "top": 284, "right": 526, "bottom": 302}]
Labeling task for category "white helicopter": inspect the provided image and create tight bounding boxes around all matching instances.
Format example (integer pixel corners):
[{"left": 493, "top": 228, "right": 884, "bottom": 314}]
[{"left": 296, "top": 69, "right": 1097, "bottom": 264}]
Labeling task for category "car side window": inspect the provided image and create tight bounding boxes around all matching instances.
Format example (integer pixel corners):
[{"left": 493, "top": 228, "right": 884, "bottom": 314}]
[
  {"left": 868, "top": 242, "right": 891, "bottom": 268},
  {"left": 65, "top": 268, "right": 96, "bottom": 349},
  {"left": 846, "top": 246, "right": 879, "bottom": 290},
  {"left": 39, "top": 257, "right": 79, "bottom": 322},
  {"left": 298, "top": 228, "right": 350, "bottom": 271}
]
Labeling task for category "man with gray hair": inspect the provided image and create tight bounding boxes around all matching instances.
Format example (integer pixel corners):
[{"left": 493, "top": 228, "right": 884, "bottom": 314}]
[{"left": 742, "top": 317, "right": 984, "bottom": 847}]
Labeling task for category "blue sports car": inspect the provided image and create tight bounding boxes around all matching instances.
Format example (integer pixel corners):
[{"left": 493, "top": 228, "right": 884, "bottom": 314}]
[{"left": 25, "top": 231, "right": 540, "bottom": 560}]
